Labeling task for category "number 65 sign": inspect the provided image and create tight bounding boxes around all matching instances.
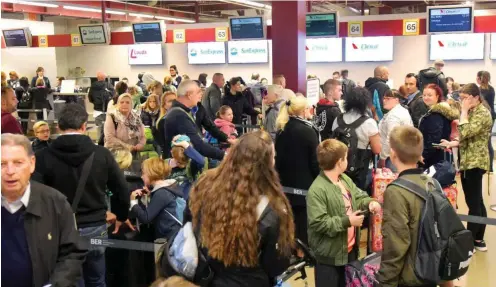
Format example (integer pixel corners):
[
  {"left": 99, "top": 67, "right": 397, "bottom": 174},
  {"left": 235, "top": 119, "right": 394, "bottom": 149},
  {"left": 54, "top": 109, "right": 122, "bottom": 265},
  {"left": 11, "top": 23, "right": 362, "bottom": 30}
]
[{"left": 403, "top": 19, "right": 420, "bottom": 36}]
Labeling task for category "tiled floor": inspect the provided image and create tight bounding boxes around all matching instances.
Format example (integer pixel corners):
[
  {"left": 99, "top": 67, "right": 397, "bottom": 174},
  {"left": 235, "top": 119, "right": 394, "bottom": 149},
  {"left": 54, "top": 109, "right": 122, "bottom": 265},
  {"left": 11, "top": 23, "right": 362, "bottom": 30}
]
[{"left": 289, "top": 139, "right": 496, "bottom": 287}]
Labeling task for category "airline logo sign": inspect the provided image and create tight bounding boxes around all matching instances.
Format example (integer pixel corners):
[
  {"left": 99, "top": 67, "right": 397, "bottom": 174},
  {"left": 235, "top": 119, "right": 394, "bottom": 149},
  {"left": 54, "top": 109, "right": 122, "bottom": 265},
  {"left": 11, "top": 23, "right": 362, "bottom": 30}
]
[
  {"left": 188, "top": 42, "right": 226, "bottom": 64},
  {"left": 431, "top": 8, "right": 468, "bottom": 16},
  {"left": 80, "top": 26, "right": 105, "bottom": 44},
  {"left": 345, "top": 36, "right": 394, "bottom": 62},
  {"left": 128, "top": 44, "right": 163, "bottom": 65},
  {"left": 306, "top": 38, "right": 342, "bottom": 62},
  {"left": 227, "top": 40, "right": 268, "bottom": 63},
  {"left": 430, "top": 33, "right": 484, "bottom": 60}
]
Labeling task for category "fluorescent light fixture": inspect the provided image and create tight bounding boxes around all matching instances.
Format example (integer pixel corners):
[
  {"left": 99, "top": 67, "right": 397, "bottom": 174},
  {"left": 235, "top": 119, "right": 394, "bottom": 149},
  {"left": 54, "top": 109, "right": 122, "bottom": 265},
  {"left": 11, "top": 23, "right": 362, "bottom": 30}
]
[
  {"left": 63, "top": 5, "right": 101, "bottom": 13},
  {"left": 129, "top": 12, "right": 155, "bottom": 18},
  {"left": 106, "top": 9, "right": 126, "bottom": 15},
  {"left": 154, "top": 15, "right": 196, "bottom": 23},
  {"left": 223, "top": 0, "right": 270, "bottom": 9},
  {"left": 3, "top": 0, "right": 59, "bottom": 7},
  {"left": 348, "top": 7, "right": 360, "bottom": 13},
  {"left": 266, "top": 19, "right": 272, "bottom": 26}
]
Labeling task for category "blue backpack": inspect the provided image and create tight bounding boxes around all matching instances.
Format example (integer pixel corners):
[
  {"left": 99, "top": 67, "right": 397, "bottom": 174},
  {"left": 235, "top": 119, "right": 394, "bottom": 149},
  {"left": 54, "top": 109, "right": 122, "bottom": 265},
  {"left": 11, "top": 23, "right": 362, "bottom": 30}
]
[
  {"left": 164, "top": 186, "right": 187, "bottom": 224},
  {"left": 372, "top": 89, "right": 384, "bottom": 121}
]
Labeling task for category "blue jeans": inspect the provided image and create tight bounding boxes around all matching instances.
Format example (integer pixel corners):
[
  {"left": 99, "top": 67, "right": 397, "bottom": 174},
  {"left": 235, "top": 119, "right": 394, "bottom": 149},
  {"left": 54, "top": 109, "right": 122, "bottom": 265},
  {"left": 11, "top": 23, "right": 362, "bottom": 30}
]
[
  {"left": 78, "top": 224, "right": 108, "bottom": 287},
  {"left": 385, "top": 157, "right": 398, "bottom": 173}
]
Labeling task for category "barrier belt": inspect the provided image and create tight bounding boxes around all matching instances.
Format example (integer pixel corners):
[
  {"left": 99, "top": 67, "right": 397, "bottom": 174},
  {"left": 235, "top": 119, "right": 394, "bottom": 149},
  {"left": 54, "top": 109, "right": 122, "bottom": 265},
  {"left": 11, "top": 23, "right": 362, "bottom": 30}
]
[
  {"left": 234, "top": 124, "right": 260, "bottom": 129},
  {"left": 86, "top": 238, "right": 157, "bottom": 252},
  {"left": 281, "top": 186, "right": 496, "bottom": 226}
]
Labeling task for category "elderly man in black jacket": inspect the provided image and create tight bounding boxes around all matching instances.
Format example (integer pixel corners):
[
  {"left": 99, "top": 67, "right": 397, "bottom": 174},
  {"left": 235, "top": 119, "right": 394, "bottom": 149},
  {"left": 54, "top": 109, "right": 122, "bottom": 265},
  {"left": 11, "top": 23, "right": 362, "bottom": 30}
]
[{"left": 1, "top": 133, "right": 87, "bottom": 287}]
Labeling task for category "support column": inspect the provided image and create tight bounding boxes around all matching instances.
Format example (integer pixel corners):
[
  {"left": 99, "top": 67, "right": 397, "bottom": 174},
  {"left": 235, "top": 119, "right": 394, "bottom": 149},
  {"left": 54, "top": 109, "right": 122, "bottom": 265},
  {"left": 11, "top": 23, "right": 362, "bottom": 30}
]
[
  {"left": 101, "top": 0, "right": 107, "bottom": 23},
  {"left": 271, "top": 1, "right": 306, "bottom": 94}
]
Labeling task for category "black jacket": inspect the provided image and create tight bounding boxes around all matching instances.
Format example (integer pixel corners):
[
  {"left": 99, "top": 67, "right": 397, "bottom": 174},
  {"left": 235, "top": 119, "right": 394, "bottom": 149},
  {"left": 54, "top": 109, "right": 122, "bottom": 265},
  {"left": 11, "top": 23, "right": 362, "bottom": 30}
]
[
  {"left": 32, "top": 138, "right": 51, "bottom": 153},
  {"left": 33, "top": 134, "right": 130, "bottom": 227},
  {"left": 163, "top": 101, "right": 224, "bottom": 160},
  {"left": 31, "top": 76, "right": 51, "bottom": 89},
  {"left": 195, "top": 103, "right": 228, "bottom": 143},
  {"left": 15, "top": 86, "right": 33, "bottom": 109},
  {"left": 29, "top": 87, "right": 52, "bottom": 111},
  {"left": 418, "top": 103, "right": 459, "bottom": 169},
  {"left": 140, "top": 109, "right": 160, "bottom": 128},
  {"left": 481, "top": 85, "right": 496, "bottom": 120},
  {"left": 222, "top": 91, "right": 260, "bottom": 125},
  {"left": 315, "top": 98, "right": 341, "bottom": 141},
  {"left": 275, "top": 117, "right": 320, "bottom": 207},
  {"left": 22, "top": 181, "right": 87, "bottom": 287},
  {"left": 365, "top": 77, "right": 390, "bottom": 114},
  {"left": 407, "top": 90, "right": 429, "bottom": 128},
  {"left": 88, "top": 80, "right": 114, "bottom": 112},
  {"left": 183, "top": 201, "right": 290, "bottom": 287}
]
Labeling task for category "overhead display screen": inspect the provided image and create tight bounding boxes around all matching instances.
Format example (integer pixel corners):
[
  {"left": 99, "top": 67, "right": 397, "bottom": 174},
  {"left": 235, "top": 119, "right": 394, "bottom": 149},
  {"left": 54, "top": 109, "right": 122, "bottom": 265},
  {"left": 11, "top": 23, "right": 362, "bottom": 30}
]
[
  {"left": 491, "top": 33, "right": 496, "bottom": 60},
  {"left": 428, "top": 6, "right": 473, "bottom": 33},
  {"left": 430, "top": 33, "right": 484, "bottom": 60},
  {"left": 128, "top": 44, "right": 163, "bottom": 65},
  {"left": 188, "top": 42, "right": 226, "bottom": 64},
  {"left": 227, "top": 40, "right": 268, "bottom": 63},
  {"left": 2, "top": 29, "right": 30, "bottom": 47},
  {"left": 306, "top": 13, "right": 338, "bottom": 37},
  {"left": 306, "top": 38, "right": 342, "bottom": 62},
  {"left": 345, "top": 36, "right": 394, "bottom": 62},
  {"left": 132, "top": 22, "right": 163, "bottom": 43},
  {"left": 79, "top": 25, "right": 107, "bottom": 44},
  {"left": 229, "top": 17, "right": 264, "bottom": 40}
]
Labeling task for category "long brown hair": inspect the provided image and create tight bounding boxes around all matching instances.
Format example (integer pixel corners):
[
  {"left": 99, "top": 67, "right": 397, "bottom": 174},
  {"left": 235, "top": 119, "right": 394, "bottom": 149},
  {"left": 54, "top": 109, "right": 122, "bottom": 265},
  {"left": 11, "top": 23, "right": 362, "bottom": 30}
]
[
  {"left": 477, "top": 71, "right": 491, "bottom": 90},
  {"left": 189, "top": 131, "right": 294, "bottom": 267},
  {"left": 143, "top": 94, "right": 160, "bottom": 113}
]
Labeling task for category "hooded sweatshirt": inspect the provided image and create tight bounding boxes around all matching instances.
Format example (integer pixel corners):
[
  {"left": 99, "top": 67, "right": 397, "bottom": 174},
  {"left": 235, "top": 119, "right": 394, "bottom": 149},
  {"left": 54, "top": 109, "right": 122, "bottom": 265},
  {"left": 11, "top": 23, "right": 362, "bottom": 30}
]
[
  {"left": 418, "top": 102, "right": 460, "bottom": 169},
  {"left": 214, "top": 118, "right": 237, "bottom": 139},
  {"left": 33, "top": 134, "right": 130, "bottom": 227},
  {"left": 315, "top": 98, "right": 342, "bottom": 141}
]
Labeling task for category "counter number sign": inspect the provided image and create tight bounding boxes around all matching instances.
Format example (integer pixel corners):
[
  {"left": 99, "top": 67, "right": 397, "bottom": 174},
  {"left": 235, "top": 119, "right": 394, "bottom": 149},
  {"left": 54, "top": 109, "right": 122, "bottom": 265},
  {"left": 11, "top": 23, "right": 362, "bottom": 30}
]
[
  {"left": 173, "top": 29, "right": 186, "bottom": 43},
  {"left": 403, "top": 19, "right": 419, "bottom": 36},
  {"left": 215, "top": 27, "right": 228, "bottom": 42},
  {"left": 348, "top": 21, "right": 363, "bottom": 37},
  {"left": 71, "top": 34, "right": 82, "bottom": 46},
  {"left": 38, "top": 35, "right": 48, "bottom": 47}
]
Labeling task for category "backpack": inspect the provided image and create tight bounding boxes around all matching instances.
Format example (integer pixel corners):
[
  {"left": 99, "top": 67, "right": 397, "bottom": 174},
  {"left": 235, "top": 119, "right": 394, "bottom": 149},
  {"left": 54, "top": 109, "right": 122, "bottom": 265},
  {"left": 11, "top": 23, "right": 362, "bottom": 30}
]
[
  {"left": 418, "top": 68, "right": 448, "bottom": 96},
  {"left": 372, "top": 89, "right": 384, "bottom": 121},
  {"left": 390, "top": 177, "right": 474, "bottom": 283},
  {"left": 331, "top": 114, "right": 370, "bottom": 179},
  {"left": 18, "top": 88, "right": 32, "bottom": 109},
  {"left": 163, "top": 185, "right": 187, "bottom": 224}
]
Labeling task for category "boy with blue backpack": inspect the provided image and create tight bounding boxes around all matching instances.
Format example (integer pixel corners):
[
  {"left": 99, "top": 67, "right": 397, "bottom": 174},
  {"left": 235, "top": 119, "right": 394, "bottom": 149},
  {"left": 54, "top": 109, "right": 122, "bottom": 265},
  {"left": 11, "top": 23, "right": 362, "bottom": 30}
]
[{"left": 376, "top": 126, "right": 473, "bottom": 287}]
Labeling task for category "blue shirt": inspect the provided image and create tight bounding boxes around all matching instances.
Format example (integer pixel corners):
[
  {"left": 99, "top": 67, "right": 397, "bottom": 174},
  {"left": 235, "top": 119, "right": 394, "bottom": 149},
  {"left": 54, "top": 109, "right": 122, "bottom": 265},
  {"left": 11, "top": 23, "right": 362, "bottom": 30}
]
[{"left": 407, "top": 91, "right": 420, "bottom": 105}]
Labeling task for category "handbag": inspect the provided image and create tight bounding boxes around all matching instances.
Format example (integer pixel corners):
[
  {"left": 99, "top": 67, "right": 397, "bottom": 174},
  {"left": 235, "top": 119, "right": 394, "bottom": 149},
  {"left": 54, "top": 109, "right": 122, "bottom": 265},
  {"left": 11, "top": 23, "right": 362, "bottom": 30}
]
[{"left": 71, "top": 152, "right": 95, "bottom": 230}]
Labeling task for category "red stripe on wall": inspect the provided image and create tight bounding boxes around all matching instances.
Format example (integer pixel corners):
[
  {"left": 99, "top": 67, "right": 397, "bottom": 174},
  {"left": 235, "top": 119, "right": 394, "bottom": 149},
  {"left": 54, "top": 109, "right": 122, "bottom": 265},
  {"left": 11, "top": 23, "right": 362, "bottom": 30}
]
[
  {"left": 48, "top": 34, "right": 72, "bottom": 47},
  {"left": 110, "top": 31, "right": 134, "bottom": 45},
  {"left": 31, "top": 36, "right": 39, "bottom": 47},
  {"left": 474, "top": 15, "right": 496, "bottom": 33}
]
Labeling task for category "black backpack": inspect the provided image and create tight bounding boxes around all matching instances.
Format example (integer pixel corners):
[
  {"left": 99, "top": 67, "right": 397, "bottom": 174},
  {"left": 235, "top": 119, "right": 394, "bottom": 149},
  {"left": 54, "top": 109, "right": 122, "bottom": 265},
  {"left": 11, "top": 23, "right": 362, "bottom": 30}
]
[
  {"left": 390, "top": 177, "right": 474, "bottom": 283},
  {"left": 418, "top": 68, "right": 448, "bottom": 96},
  {"left": 18, "top": 88, "right": 32, "bottom": 109},
  {"left": 331, "top": 114, "right": 370, "bottom": 180}
]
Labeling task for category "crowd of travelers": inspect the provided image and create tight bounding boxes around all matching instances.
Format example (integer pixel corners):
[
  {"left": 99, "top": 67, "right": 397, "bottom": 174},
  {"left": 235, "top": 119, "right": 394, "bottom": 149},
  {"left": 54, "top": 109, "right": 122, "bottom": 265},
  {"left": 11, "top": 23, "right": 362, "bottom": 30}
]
[{"left": 1, "top": 61, "right": 495, "bottom": 287}]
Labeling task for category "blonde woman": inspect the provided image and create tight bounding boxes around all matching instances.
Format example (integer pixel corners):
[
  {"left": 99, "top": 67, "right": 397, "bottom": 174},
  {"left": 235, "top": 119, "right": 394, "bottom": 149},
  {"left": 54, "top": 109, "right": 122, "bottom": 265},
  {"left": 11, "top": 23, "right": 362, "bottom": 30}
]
[
  {"left": 275, "top": 95, "right": 320, "bottom": 247},
  {"left": 163, "top": 76, "right": 177, "bottom": 93},
  {"left": 141, "top": 94, "right": 160, "bottom": 128},
  {"left": 32, "top": 121, "right": 51, "bottom": 152},
  {"left": 148, "top": 80, "right": 163, "bottom": 97},
  {"left": 104, "top": 93, "right": 146, "bottom": 153}
]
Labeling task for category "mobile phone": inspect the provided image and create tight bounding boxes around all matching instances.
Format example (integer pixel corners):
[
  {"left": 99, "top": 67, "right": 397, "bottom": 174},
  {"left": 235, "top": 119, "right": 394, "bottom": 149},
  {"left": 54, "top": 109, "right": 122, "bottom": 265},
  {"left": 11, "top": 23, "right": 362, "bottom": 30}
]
[
  {"left": 356, "top": 210, "right": 369, "bottom": 216},
  {"left": 432, "top": 143, "right": 445, "bottom": 148}
]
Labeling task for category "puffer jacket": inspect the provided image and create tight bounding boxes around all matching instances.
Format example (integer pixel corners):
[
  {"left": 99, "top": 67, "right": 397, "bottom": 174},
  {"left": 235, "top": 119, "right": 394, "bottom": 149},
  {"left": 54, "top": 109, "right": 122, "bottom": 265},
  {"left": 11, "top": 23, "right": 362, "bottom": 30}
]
[
  {"left": 307, "top": 173, "right": 373, "bottom": 266},
  {"left": 418, "top": 102, "right": 459, "bottom": 169},
  {"left": 458, "top": 103, "right": 493, "bottom": 171},
  {"left": 377, "top": 169, "right": 431, "bottom": 287}
]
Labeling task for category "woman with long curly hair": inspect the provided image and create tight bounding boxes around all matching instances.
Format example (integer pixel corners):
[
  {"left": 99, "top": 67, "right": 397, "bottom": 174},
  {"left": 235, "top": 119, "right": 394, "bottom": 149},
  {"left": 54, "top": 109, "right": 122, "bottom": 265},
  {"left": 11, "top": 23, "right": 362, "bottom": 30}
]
[{"left": 188, "top": 130, "right": 295, "bottom": 287}]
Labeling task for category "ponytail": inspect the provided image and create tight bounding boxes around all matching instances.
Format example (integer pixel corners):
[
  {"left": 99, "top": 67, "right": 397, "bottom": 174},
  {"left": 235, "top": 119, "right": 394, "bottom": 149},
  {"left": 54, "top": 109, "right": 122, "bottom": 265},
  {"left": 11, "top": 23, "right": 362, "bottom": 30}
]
[
  {"left": 275, "top": 102, "right": 290, "bottom": 131},
  {"left": 275, "top": 95, "right": 308, "bottom": 131}
]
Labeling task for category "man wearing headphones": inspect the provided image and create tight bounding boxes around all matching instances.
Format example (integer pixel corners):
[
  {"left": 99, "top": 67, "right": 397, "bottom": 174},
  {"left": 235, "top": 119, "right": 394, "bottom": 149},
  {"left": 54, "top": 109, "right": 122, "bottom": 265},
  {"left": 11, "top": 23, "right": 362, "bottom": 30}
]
[{"left": 405, "top": 73, "right": 428, "bottom": 128}]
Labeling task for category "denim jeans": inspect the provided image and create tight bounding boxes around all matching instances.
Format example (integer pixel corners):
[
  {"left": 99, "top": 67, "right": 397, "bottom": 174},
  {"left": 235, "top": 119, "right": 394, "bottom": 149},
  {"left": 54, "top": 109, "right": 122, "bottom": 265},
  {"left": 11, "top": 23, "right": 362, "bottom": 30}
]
[
  {"left": 78, "top": 224, "right": 108, "bottom": 287},
  {"left": 385, "top": 157, "right": 398, "bottom": 173}
]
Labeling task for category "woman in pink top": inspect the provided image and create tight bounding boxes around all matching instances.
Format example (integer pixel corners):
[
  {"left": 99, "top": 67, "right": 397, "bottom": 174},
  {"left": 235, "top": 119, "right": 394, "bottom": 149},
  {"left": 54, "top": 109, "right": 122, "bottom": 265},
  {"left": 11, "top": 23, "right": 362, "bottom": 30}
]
[
  {"left": 214, "top": 105, "right": 238, "bottom": 139},
  {"left": 104, "top": 93, "right": 146, "bottom": 153}
]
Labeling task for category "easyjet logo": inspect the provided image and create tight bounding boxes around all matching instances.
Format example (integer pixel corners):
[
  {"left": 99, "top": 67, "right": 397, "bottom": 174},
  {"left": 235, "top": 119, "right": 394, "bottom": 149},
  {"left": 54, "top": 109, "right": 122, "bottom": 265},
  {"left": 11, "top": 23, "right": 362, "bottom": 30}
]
[{"left": 130, "top": 49, "right": 147, "bottom": 58}]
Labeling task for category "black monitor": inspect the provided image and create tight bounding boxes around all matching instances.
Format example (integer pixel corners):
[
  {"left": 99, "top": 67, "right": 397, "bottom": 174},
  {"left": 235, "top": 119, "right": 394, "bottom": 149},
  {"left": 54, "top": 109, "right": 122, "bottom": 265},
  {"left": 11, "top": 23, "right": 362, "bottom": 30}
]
[
  {"left": 427, "top": 5, "right": 474, "bottom": 34},
  {"left": 306, "top": 12, "right": 339, "bottom": 37},
  {"left": 132, "top": 22, "right": 164, "bottom": 43},
  {"left": 2, "top": 28, "right": 32, "bottom": 47},
  {"left": 78, "top": 24, "right": 111, "bottom": 45},
  {"left": 229, "top": 16, "right": 265, "bottom": 40}
]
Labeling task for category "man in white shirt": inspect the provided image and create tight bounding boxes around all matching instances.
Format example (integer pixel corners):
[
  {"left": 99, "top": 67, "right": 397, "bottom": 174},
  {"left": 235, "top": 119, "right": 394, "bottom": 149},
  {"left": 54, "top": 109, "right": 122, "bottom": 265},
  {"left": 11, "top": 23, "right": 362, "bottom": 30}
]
[{"left": 378, "top": 90, "right": 413, "bottom": 171}]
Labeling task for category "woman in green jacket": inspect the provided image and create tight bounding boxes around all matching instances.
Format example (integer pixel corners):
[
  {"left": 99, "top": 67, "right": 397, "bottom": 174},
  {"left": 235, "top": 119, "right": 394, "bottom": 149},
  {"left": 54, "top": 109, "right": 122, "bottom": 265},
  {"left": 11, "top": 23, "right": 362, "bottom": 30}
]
[
  {"left": 307, "top": 139, "right": 381, "bottom": 287},
  {"left": 441, "top": 83, "right": 492, "bottom": 252}
]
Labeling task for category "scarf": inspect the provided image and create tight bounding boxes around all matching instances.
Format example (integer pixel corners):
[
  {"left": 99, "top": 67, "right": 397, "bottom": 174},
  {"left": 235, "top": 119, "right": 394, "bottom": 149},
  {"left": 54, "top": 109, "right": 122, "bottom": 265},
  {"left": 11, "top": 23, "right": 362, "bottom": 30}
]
[{"left": 113, "top": 110, "right": 142, "bottom": 139}]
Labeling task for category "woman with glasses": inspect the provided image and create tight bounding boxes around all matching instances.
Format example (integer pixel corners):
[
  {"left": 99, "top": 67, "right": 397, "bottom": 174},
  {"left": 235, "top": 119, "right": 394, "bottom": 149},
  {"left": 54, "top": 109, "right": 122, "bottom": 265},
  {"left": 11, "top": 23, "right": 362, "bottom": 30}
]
[{"left": 32, "top": 121, "right": 51, "bottom": 152}]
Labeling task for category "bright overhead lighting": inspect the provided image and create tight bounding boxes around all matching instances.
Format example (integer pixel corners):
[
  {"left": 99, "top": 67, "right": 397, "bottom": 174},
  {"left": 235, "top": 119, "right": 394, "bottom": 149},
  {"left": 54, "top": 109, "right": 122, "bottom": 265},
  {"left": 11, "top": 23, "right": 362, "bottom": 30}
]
[
  {"left": 106, "top": 9, "right": 126, "bottom": 15},
  {"left": 63, "top": 5, "right": 101, "bottom": 13},
  {"left": 154, "top": 15, "right": 196, "bottom": 23},
  {"left": 264, "top": 4, "right": 272, "bottom": 10},
  {"left": 3, "top": 0, "right": 59, "bottom": 8},
  {"left": 266, "top": 19, "right": 272, "bottom": 26},
  {"left": 129, "top": 12, "right": 154, "bottom": 18},
  {"left": 222, "top": 0, "right": 270, "bottom": 9}
]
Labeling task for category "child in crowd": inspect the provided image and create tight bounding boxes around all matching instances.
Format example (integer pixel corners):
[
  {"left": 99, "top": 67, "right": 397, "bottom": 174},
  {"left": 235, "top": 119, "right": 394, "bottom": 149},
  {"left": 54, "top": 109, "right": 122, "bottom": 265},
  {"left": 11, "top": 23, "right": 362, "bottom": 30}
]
[
  {"left": 167, "top": 135, "right": 206, "bottom": 200},
  {"left": 130, "top": 157, "right": 181, "bottom": 241},
  {"left": 214, "top": 105, "right": 238, "bottom": 140},
  {"left": 377, "top": 126, "right": 444, "bottom": 287},
  {"left": 32, "top": 121, "right": 51, "bottom": 153},
  {"left": 307, "top": 139, "right": 381, "bottom": 287}
]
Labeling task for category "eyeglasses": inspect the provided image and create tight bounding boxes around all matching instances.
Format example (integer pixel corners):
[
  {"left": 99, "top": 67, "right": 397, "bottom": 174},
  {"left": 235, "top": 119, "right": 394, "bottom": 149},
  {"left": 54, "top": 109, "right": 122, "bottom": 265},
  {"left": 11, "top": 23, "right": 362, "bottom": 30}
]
[{"left": 36, "top": 129, "right": 50, "bottom": 134}]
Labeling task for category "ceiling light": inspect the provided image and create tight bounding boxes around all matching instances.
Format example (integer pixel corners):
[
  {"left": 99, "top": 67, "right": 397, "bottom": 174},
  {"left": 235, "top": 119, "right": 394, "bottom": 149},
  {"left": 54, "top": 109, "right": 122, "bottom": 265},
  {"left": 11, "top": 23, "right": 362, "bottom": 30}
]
[
  {"left": 63, "top": 5, "right": 101, "bottom": 13},
  {"left": 129, "top": 12, "right": 154, "bottom": 18},
  {"left": 465, "top": 1, "right": 473, "bottom": 5},
  {"left": 154, "top": 15, "right": 196, "bottom": 23},
  {"left": 106, "top": 9, "right": 126, "bottom": 15},
  {"left": 222, "top": 0, "right": 268, "bottom": 9}
]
